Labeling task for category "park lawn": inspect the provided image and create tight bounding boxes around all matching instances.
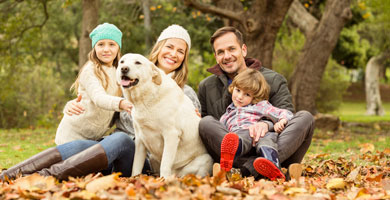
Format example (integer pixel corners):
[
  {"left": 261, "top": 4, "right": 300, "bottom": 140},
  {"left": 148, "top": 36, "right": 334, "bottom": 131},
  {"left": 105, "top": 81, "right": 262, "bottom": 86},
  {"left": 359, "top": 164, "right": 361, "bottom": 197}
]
[
  {"left": 332, "top": 101, "right": 390, "bottom": 122},
  {"left": 0, "top": 128, "right": 56, "bottom": 169},
  {"left": 1, "top": 101, "right": 389, "bottom": 169}
]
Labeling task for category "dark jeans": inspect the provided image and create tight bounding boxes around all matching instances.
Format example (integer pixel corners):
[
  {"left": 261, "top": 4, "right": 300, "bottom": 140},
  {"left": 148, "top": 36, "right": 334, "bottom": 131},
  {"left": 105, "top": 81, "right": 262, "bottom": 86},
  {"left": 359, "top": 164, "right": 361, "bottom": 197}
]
[
  {"left": 199, "top": 111, "right": 314, "bottom": 177},
  {"left": 57, "top": 131, "right": 149, "bottom": 177}
]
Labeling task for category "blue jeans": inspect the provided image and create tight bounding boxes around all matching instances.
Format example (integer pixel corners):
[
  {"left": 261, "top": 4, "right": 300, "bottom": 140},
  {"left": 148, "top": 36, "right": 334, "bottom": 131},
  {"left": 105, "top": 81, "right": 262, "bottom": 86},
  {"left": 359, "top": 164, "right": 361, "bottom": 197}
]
[{"left": 57, "top": 132, "right": 144, "bottom": 177}]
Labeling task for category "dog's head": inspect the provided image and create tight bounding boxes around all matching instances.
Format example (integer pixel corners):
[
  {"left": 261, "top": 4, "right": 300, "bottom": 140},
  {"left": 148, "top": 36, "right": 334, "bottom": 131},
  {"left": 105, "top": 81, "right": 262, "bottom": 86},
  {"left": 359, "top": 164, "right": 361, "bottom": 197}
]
[{"left": 117, "top": 53, "right": 162, "bottom": 89}]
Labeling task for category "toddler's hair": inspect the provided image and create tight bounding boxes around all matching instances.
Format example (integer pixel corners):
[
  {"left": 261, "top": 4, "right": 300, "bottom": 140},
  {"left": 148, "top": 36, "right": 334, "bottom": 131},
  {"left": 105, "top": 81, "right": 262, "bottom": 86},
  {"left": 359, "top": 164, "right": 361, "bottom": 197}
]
[{"left": 228, "top": 68, "right": 269, "bottom": 104}]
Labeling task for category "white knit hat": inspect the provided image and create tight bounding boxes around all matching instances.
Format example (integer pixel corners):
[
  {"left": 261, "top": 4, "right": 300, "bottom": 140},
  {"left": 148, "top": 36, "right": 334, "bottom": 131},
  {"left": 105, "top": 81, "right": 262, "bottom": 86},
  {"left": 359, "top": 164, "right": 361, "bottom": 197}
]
[{"left": 157, "top": 24, "right": 191, "bottom": 50}]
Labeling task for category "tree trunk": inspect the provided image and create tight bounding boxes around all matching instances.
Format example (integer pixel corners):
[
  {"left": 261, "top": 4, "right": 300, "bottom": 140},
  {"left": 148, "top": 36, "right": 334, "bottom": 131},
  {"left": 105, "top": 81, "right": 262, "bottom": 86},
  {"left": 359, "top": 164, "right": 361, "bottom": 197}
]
[
  {"left": 289, "top": 0, "right": 351, "bottom": 114},
  {"left": 184, "top": 0, "right": 294, "bottom": 68},
  {"left": 365, "top": 54, "right": 387, "bottom": 116},
  {"left": 78, "top": 0, "right": 99, "bottom": 68},
  {"left": 142, "top": 0, "right": 151, "bottom": 52}
]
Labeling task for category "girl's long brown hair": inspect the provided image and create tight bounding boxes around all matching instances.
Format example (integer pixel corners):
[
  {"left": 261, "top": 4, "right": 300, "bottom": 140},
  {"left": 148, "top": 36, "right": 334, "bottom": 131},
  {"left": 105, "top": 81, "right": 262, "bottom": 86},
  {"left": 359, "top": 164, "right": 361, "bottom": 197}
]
[{"left": 71, "top": 48, "right": 122, "bottom": 96}]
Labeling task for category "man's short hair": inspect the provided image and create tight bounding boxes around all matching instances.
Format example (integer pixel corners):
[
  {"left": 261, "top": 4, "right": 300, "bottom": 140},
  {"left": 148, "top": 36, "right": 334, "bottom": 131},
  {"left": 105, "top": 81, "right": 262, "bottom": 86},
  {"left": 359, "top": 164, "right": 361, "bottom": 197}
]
[{"left": 210, "top": 26, "right": 244, "bottom": 53}]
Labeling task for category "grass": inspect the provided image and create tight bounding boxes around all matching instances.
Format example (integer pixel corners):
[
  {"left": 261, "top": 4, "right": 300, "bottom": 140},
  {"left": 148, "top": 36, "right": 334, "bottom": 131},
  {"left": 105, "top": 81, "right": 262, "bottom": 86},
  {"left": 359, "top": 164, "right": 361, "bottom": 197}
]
[
  {"left": 0, "top": 128, "right": 56, "bottom": 169},
  {"left": 1, "top": 101, "right": 389, "bottom": 169},
  {"left": 332, "top": 101, "right": 390, "bottom": 122}
]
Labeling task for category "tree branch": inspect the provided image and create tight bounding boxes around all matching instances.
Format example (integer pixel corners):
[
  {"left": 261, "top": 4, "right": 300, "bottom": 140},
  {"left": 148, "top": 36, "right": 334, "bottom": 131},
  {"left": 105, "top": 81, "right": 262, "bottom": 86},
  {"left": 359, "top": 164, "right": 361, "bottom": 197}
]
[
  {"left": 287, "top": 0, "right": 318, "bottom": 37},
  {"left": 183, "top": 0, "right": 245, "bottom": 25},
  {"left": 15, "top": 0, "right": 49, "bottom": 43}
]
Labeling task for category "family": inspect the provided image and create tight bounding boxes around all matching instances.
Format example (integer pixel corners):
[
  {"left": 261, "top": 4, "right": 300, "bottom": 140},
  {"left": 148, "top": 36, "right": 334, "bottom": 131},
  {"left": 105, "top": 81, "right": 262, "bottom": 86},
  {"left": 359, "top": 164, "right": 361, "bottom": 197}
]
[{"left": 0, "top": 23, "right": 314, "bottom": 181}]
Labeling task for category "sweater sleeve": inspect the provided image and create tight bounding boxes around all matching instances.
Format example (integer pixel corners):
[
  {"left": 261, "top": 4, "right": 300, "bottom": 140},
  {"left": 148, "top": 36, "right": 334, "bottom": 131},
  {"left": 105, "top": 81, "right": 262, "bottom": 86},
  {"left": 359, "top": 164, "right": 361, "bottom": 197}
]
[
  {"left": 183, "top": 85, "right": 201, "bottom": 111},
  {"left": 79, "top": 63, "right": 123, "bottom": 111}
]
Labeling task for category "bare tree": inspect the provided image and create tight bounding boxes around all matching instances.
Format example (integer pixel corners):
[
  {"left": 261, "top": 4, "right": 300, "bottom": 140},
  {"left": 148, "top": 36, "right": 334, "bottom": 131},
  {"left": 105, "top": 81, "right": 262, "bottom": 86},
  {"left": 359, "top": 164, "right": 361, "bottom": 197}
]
[
  {"left": 184, "top": 0, "right": 294, "bottom": 68},
  {"left": 142, "top": 0, "right": 152, "bottom": 51},
  {"left": 365, "top": 52, "right": 389, "bottom": 115},
  {"left": 79, "top": 0, "right": 99, "bottom": 68},
  {"left": 288, "top": 0, "right": 352, "bottom": 114}
]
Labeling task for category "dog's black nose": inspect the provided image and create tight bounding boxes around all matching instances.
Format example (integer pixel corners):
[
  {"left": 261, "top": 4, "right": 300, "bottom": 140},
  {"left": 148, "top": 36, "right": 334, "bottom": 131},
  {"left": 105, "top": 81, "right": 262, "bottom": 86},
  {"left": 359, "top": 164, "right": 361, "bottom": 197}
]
[{"left": 121, "top": 66, "right": 129, "bottom": 74}]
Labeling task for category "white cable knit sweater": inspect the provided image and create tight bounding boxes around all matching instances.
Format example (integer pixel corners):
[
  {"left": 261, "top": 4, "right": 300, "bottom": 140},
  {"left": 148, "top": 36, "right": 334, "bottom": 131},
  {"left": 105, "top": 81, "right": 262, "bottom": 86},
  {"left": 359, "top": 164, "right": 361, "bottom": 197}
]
[{"left": 55, "top": 61, "right": 123, "bottom": 145}]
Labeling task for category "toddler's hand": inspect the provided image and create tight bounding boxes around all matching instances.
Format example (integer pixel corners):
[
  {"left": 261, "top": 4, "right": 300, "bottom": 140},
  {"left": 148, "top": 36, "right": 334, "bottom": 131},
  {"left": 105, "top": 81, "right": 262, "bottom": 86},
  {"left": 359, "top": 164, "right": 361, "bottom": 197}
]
[{"left": 274, "top": 118, "right": 288, "bottom": 133}]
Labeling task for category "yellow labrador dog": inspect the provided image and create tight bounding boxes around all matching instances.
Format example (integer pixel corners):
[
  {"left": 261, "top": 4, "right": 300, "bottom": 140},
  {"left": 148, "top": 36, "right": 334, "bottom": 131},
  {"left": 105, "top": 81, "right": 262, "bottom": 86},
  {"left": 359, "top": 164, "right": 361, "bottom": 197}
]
[{"left": 116, "top": 53, "right": 213, "bottom": 178}]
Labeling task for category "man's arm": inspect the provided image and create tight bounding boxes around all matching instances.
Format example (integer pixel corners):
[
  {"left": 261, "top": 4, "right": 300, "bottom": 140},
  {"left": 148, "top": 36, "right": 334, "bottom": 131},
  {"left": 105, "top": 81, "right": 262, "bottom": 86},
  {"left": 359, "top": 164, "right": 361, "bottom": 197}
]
[
  {"left": 198, "top": 81, "right": 208, "bottom": 117},
  {"left": 268, "top": 73, "right": 295, "bottom": 113}
]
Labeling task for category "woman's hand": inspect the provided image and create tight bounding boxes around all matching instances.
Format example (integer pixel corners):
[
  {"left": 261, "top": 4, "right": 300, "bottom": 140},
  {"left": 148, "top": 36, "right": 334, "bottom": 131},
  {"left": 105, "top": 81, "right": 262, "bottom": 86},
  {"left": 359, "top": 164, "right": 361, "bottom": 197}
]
[
  {"left": 119, "top": 99, "right": 133, "bottom": 113},
  {"left": 65, "top": 95, "right": 85, "bottom": 116},
  {"left": 195, "top": 109, "right": 201, "bottom": 117},
  {"left": 274, "top": 118, "right": 288, "bottom": 133}
]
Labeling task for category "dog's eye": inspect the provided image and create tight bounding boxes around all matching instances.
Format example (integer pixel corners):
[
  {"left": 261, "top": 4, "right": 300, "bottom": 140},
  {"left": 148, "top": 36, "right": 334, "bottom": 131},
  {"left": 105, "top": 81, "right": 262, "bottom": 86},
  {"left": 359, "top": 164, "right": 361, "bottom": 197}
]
[
  {"left": 120, "top": 60, "right": 124, "bottom": 64},
  {"left": 135, "top": 61, "right": 141, "bottom": 65}
]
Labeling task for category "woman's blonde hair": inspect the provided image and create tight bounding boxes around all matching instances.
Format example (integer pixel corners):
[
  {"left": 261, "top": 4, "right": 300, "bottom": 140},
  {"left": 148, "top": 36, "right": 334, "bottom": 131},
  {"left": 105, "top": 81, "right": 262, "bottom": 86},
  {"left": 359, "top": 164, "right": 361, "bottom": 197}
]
[
  {"left": 228, "top": 68, "right": 269, "bottom": 104},
  {"left": 70, "top": 48, "right": 122, "bottom": 96},
  {"left": 148, "top": 39, "right": 189, "bottom": 88}
]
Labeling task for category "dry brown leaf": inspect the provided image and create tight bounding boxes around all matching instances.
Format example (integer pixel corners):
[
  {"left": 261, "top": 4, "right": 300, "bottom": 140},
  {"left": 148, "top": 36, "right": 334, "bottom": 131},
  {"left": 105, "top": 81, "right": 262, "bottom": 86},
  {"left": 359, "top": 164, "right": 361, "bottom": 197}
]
[
  {"left": 359, "top": 143, "right": 375, "bottom": 154},
  {"left": 11, "top": 173, "right": 56, "bottom": 191},
  {"left": 345, "top": 166, "right": 361, "bottom": 183},
  {"left": 85, "top": 173, "right": 120, "bottom": 193},
  {"left": 326, "top": 178, "right": 346, "bottom": 190},
  {"left": 216, "top": 186, "right": 241, "bottom": 195},
  {"left": 365, "top": 172, "right": 383, "bottom": 182},
  {"left": 284, "top": 187, "right": 307, "bottom": 195}
]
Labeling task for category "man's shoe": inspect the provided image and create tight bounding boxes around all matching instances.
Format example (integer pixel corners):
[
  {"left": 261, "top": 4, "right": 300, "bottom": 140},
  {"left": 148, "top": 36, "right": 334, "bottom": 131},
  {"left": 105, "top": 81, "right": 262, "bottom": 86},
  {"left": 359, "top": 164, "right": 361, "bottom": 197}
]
[{"left": 220, "top": 133, "right": 239, "bottom": 172}]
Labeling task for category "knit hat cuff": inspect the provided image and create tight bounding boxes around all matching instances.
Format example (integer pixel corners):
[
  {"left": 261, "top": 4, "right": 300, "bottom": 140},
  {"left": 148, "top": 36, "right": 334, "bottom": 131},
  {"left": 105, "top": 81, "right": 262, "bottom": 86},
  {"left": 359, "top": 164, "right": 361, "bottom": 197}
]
[
  {"left": 157, "top": 24, "right": 191, "bottom": 50},
  {"left": 90, "top": 23, "right": 122, "bottom": 49}
]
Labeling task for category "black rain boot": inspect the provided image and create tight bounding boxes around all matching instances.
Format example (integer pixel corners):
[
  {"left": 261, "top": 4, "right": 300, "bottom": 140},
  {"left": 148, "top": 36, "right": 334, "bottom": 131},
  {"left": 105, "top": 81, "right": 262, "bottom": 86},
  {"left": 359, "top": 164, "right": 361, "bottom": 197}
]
[
  {"left": 0, "top": 147, "right": 62, "bottom": 181},
  {"left": 253, "top": 146, "right": 285, "bottom": 181},
  {"left": 38, "top": 144, "right": 108, "bottom": 181}
]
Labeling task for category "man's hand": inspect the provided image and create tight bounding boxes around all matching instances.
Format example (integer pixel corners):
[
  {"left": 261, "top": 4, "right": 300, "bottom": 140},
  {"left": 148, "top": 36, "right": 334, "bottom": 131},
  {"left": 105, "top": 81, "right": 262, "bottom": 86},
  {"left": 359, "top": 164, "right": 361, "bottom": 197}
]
[
  {"left": 274, "top": 118, "right": 288, "bottom": 133},
  {"left": 249, "top": 122, "right": 269, "bottom": 146},
  {"left": 64, "top": 95, "right": 84, "bottom": 116}
]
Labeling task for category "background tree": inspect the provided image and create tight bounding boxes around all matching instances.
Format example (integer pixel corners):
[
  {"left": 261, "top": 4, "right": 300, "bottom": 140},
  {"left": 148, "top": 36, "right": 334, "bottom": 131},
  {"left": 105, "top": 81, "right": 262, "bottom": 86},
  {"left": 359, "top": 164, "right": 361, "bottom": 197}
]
[
  {"left": 78, "top": 0, "right": 99, "bottom": 68},
  {"left": 184, "top": 0, "right": 294, "bottom": 68},
  {"left": 288, "top": 0, "right": 352, "bottom": 114}
]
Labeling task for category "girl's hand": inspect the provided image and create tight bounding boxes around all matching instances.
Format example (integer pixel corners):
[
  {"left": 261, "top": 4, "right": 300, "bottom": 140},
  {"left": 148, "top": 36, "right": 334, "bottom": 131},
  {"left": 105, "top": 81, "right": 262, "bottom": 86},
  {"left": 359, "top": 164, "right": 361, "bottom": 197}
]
[
  {"left": 195, "top": 109, "right": 201, "bottom": 117},
  {"left": 274, "top": 118, "right": 288, "bottom": 133},
  {"left": 65, "top": 95, "right": 85, "bottom": 116},
  {"left": 119, "top": 99, "right": 133, "bottom": 113}
]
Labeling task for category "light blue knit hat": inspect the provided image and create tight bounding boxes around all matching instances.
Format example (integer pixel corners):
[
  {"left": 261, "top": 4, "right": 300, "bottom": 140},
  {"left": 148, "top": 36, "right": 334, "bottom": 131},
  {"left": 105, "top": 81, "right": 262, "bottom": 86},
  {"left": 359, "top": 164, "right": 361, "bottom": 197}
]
[{"left": 89, "top": 23, "right": 122, "bottom": 49}]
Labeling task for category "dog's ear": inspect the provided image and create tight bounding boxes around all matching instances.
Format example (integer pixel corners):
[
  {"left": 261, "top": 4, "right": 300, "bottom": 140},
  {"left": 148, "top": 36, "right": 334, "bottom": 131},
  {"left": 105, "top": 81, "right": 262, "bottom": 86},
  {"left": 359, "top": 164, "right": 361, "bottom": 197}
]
[{"left": 151, "top": 63, "right": 162, "bottom": 85}]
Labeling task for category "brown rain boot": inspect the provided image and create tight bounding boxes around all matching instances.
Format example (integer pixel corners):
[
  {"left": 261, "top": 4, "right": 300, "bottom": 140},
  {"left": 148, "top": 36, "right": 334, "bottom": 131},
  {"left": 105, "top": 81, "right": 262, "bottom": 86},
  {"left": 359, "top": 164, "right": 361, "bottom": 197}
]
[
  {"left": 38, "top": 144, "right": 108, "bottom": 181},
  {"left": 0, "top": 147, "right": 62, "bottom": 181}
]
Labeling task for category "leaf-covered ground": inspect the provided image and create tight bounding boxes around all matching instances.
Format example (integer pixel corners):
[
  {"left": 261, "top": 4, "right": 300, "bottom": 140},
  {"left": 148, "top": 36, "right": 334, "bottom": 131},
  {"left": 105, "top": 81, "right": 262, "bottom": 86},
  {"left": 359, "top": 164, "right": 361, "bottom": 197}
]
[
  {"left": 1, "top": 149, "right": 389, "bottom": 199},
  {"left": 1, "top": 123, "right": 390, "bottom": 199}
]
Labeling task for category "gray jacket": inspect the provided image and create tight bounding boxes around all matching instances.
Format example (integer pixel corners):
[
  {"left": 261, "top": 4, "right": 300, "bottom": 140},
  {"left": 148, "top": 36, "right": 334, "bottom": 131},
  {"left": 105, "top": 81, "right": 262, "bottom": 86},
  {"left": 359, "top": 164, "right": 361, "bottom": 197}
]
[{"left": 198, "top": 58, "right": 294, "bottom": 120}]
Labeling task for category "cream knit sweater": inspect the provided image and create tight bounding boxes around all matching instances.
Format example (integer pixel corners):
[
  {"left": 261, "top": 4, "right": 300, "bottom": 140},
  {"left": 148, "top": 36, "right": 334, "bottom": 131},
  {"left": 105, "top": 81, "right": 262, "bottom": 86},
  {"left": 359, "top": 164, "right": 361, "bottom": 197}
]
[{"left": 55, "top": 61, "right": 123, "bottom": 145}]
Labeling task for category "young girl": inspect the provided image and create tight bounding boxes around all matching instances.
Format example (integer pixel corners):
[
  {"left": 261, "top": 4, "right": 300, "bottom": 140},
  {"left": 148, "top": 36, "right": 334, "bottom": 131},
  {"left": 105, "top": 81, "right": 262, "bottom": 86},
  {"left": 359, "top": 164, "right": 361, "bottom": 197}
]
[
  {"left": 0, "top": 24, "right": 199, "bottom": 181},
  {"left": 219, "top": 68, "right": 293, "bottom": 180},
  {"left": 55, "top": 22, "right": 132, "bottom": 145}
]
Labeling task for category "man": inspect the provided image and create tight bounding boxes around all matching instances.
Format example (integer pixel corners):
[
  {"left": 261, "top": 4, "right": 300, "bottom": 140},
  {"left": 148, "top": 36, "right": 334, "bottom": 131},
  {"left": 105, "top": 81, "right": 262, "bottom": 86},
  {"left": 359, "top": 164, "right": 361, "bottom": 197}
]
[{"left": 198, "top": 26, "right": 314, "bottom": 179}]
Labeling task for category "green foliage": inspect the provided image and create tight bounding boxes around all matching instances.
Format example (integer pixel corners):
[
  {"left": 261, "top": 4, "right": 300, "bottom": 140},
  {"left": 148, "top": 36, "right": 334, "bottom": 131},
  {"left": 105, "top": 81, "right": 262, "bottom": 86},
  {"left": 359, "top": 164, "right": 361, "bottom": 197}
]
[
  {"left": 273, "top": 26, "right": 350, "bottom": 113},
  {"left": 0, "top": 0, "right": 222, "bottom": 129},
  {"left": 332, "top": 26, "right": 372, "bottom": 69},
  {"left": 315, "top": 59, "right": 350, "bottom": 113}
]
